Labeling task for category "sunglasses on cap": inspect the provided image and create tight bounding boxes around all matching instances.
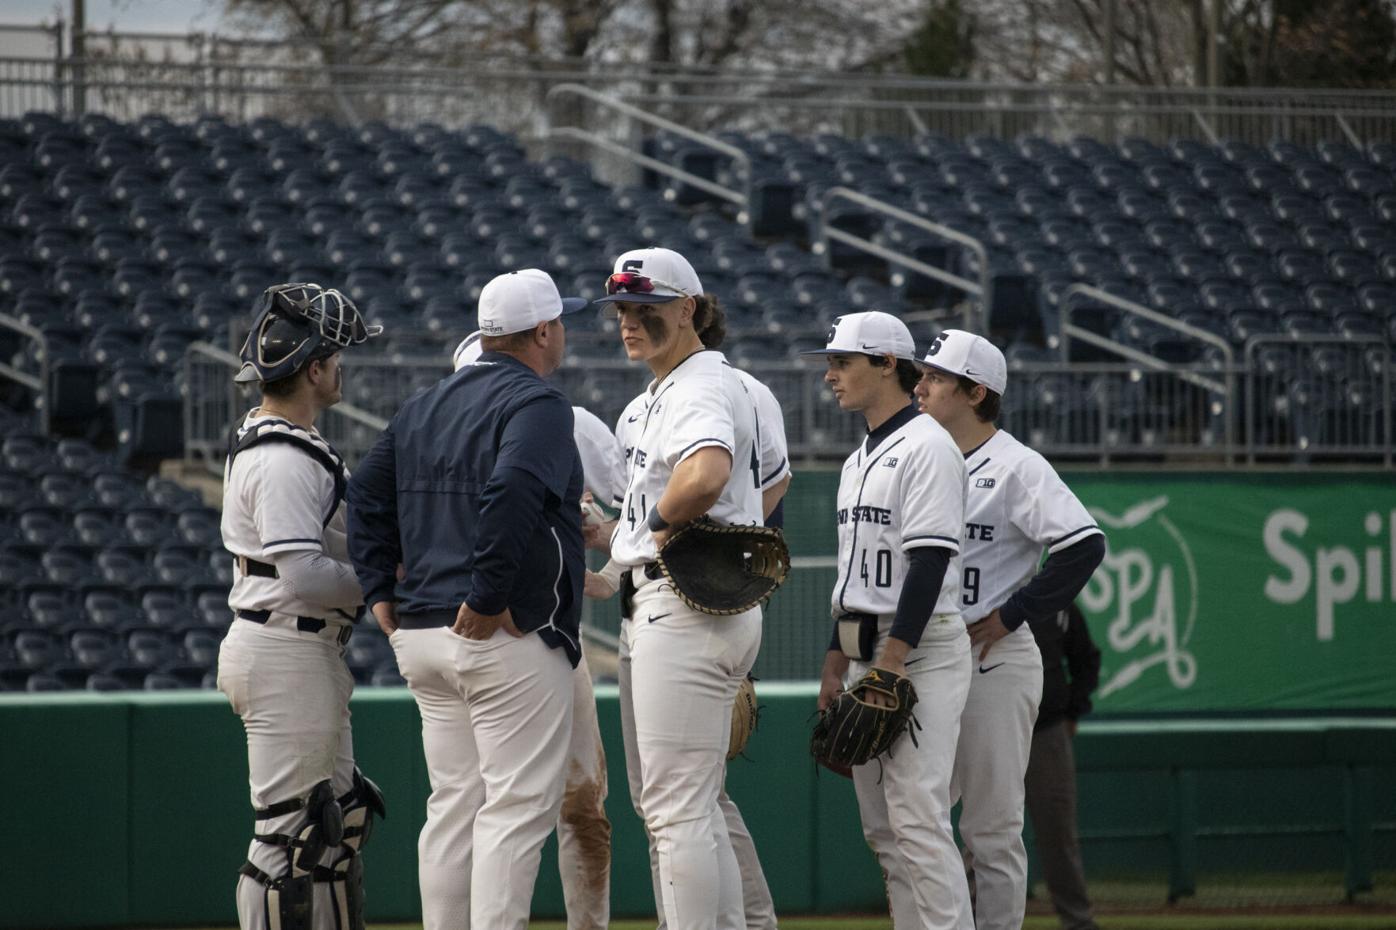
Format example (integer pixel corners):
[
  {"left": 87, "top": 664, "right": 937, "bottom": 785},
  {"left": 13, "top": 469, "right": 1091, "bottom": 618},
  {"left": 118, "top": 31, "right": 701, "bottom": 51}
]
[{"left": 604, "top": 272, "right": 692, "bottom": 298}]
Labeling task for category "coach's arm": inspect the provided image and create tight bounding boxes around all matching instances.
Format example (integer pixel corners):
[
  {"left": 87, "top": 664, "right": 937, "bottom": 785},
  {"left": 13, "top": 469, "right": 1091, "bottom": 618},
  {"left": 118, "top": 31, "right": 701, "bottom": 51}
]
[{"left": 346, "top": 424, "right": 402, "bottom": 634}]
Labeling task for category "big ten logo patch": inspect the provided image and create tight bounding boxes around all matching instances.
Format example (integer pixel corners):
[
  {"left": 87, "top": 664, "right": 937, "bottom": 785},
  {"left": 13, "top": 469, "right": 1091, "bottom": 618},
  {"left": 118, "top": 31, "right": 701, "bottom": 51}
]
[{"left": 1080, "top": 495, "right": 1198, "bottom": 699}]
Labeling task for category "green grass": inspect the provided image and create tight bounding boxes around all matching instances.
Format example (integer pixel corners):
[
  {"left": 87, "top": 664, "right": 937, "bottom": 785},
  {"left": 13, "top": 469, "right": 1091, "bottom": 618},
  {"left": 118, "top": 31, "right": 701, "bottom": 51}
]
[{"left": 216, "top": 917, "right": 1394, "bottom": 930}]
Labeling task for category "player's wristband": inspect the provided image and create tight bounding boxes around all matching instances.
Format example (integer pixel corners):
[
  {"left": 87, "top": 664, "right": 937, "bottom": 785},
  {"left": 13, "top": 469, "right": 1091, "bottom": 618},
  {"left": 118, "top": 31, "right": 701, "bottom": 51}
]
[{"left": 646, "top": 505, "right": 670, "bottom": 532}]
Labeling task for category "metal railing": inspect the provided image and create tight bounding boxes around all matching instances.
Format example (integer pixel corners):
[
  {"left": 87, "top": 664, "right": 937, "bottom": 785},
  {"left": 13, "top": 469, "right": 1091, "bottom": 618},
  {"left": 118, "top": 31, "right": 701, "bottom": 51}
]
[
  {"left": 0, "top": 312, "right": 54, "bottom": 430},
  {"left": 545, "top": 82, "right": 750, "bottom": 207},
  {"left": 1059, "top": 285, "right": 1238, "bottom": 454},
  {"left": 1243, "top": 334, "right": 1392, "bottom": 465},
  {"left": 3, "top": 37, "right": 1396, "bottom": 144},
  {"left": 819, "top": 186, "right": 987, "bottom": 332},
  {"left": 182, "top": 336, "right": 1395, "bottom": 471},
  {"left": 182, "top": 342, "right": 389, "bottom": 474}
]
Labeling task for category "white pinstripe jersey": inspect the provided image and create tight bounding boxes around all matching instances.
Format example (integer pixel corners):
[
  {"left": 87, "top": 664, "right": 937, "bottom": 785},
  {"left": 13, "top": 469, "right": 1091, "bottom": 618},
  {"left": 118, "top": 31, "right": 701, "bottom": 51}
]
[
  {"left": 610, "top": 350, "right": 762, "bottom": 566},
  {"left": 833, "top": 411, "right": 966, "bottom": 617},
  {"left": 958, "top": 429, "right": 1102, "bottom": 623},
  {"left": 221, "top": 412, "right": 350, "bottom": 618}
]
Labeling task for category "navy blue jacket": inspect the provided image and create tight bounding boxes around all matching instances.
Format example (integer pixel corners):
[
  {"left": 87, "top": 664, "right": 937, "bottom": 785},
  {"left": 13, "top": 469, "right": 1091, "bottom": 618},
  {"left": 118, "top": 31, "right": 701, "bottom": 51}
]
[{"left": 346, "top": 351, "right": 585, "bottom": 666}]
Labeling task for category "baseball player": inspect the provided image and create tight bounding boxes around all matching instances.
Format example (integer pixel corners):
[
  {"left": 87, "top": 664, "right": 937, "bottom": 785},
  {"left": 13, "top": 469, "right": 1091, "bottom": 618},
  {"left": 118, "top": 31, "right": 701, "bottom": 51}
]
[
  {"left": 346, "top": 269, "right": 587, "bottom": 930},
  {"left": 595, "top": 246, "right": 765, "bottom": 930},
  {"left": 913, "top": 330, "right": 1106, "bottom": 930},
  {"left": 454, "top": 330, "right": 616, "bottom": 930},
  {"left": 217, "top": 283, "right": 385, "bottom": 930},
  {"left": 593, "top": 302, "right": 790, "bottom": 930},
  {"left": 806, "top": 311, "right": 971, "bottom": 930}
]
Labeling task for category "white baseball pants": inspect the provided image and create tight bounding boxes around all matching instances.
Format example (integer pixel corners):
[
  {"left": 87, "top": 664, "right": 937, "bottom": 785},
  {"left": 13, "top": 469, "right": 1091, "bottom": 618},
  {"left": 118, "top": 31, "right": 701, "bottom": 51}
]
[
  {"left": 636, "top": 789, "right": 780, "bottom": 930},
  {"left": 848, "top": 616, "right": 972, "bottom": 930},
  {"left": 216, "top": 618, "right": 357, "bottom": 930},
  {"left": 557, "top": 654, "right": 611, "bottom": 930},
  {"left": 619, "top": 575, "right": 762, "bottom": 930},
  {"left": 389, "top": 625, "right": 574, "bottom": 930},
  {"left": 950, "top": 625, "right": 1043, "bottom": 930}
]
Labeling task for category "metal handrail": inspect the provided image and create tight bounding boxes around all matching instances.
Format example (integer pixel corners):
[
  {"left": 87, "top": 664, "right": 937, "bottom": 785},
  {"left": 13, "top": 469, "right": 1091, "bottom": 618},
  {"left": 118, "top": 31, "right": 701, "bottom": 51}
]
[
  {"left": 1242, "top": 333, "right": 1392, "bottom": 466},
  {"left": 1060, "top": 285, "right": 1237, "bottom": 455},
  {"left": 819, "top": 186, "right": 989, "bottom": 332},
  {"left": 0, "top": 313, "right": 45, "bottom": 394},
  {"left": 545, "top": 82, "right": 750, "bottom": 203},
  {"left": 546, "top": 126, "right": 744, "bottom": 207}
]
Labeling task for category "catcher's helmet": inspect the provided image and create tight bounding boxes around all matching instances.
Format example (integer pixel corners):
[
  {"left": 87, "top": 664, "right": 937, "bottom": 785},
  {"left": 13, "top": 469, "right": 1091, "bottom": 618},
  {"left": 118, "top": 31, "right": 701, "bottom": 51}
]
[{"left": 235, "top": 283, "right": 382, "bottom": 384}]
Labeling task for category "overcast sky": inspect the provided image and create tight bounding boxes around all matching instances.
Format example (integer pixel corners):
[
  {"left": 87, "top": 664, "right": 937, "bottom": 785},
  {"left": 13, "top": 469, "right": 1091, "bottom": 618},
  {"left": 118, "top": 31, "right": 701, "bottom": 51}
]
[{"left": 1, "top": 0, "right": 221, "bottom": 35}]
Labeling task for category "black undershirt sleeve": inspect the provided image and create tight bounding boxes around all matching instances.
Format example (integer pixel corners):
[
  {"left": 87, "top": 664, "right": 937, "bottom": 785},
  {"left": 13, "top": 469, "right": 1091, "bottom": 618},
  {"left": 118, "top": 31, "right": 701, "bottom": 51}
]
[
  {"left": 998, "top": 534, "right": 1106, "bottom": 632},
  {"left": 888, "top": 546, "right": 953, "bottom": 649}
]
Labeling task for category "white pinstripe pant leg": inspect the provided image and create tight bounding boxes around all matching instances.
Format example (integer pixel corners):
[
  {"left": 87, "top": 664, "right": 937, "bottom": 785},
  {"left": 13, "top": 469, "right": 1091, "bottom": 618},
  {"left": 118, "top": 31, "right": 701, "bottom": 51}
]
[
  {"left": 391, "top": 626, "right": 574, "bottom": 930},
  {"left": 849, "top": 619, "right": 972, "bottom": 930},
  {"left": 626, "top": 580, "right": 762, "bottom": 930},
  {"left": 950, "top": 629, "right": 1043, "bottom": 930}
]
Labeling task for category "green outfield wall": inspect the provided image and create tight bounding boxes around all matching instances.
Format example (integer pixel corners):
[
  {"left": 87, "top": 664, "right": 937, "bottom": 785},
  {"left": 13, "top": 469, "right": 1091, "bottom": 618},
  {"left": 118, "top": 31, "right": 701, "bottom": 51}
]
[
  {"left": 769, "top": 470, "right": 1396, "bottom": 711},
  {"left": 3, "top": 688, "right": 1394, "bottom": 928}
]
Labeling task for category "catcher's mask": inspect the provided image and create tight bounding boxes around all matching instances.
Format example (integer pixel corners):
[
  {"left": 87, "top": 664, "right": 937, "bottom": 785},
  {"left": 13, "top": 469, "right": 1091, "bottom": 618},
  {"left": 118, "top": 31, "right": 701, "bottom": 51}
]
[{"left": 235, "top": 283, "right": 382, "bottom": 384}]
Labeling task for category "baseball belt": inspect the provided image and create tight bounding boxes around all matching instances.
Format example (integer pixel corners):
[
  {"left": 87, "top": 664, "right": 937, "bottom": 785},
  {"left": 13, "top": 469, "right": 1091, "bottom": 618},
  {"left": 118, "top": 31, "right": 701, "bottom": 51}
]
[{"left": 237, "top": 609, "right": 353, "bottom": 645}]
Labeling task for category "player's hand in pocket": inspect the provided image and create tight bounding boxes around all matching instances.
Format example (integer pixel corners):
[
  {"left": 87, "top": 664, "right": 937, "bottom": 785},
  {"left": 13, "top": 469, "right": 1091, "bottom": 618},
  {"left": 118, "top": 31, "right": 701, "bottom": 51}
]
[
  {"left": 372, "top": 601, "right": 399, "bottom": 635},
  {"left": 453, "top": 603, "right": 523, "bottom": 640},
  {"left": 967, "top": 609, "right": 1011, "bottom": 662}
]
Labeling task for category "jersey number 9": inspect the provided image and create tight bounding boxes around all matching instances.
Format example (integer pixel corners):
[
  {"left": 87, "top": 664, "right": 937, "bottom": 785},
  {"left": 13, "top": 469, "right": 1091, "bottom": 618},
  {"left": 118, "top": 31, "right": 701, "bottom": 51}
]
[{"left": 962, "top": 566, "right": 980, "bottom": 605}]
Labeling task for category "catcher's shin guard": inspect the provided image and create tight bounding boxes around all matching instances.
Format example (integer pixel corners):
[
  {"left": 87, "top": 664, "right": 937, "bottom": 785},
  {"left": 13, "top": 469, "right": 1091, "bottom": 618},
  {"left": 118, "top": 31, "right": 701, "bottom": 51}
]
[
  {"left": 240, "top": 779, "right": 344, "bottom": 930},
  {"left": 323, "top": 768, "right": 386, "bottom": 930}
]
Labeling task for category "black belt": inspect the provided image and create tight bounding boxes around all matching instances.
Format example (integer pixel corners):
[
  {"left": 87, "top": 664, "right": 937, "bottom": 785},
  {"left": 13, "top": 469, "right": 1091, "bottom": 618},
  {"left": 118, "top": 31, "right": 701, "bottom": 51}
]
[
  {"left": 236, "top": 556, "right": 278, "bottom": 578},
  {"left": 395, "top": 609, "right": 457, "bottom": 630},
  {"left": 236, "top": 609, "right": 352, "bottom": 644},
  {"left": 620, "top": 562, "right": 665, "bottom": 622}
]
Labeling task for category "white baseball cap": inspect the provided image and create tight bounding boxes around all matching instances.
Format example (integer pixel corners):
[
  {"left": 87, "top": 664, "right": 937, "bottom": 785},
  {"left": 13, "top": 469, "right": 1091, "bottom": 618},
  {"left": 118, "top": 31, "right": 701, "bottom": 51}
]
[
  {"left": 477, "top": 268, "right": 588, "bottom": 336},
  {"left": 917, "top": 329, "right": 1008, "bottom": 395},
  {"left": 592, "top": 247, "right": 704, "bottom": 307},
  {"left": 452, "top": 330, "right": 483, "bottom": 371},
  {"left": 800, "top": 311, "right": 918, "bottom": 361}
]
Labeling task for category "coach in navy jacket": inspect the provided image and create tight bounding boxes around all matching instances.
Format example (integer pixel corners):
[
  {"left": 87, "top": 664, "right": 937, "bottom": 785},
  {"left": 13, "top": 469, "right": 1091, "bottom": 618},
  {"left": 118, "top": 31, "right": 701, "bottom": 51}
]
[{"left": 346, "top": 270, "right": 586, "bottom": 666}]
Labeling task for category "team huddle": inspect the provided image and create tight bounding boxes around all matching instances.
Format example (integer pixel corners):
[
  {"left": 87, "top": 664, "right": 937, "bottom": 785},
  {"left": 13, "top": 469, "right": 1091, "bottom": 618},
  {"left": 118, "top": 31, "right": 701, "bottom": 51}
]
[{"left": 216, "top": 247, "right": 1105, "bottom": 930}]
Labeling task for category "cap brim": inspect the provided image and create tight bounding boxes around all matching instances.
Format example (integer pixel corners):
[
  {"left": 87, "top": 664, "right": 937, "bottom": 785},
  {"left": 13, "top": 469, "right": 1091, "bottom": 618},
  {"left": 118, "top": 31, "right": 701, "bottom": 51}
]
[
  {"left": 560, "top": 297, "right": 589, "bottom": 314},
  {"left": 233, "top": 364, "right": 260, "bottom": 383},
  {"left": 802, "top": 347, "right": 918, "bottom": 360},
  {"left": 591, "top": 292, "right": 687, "bottom": 306},
  {"left": 913, "top": 359, "right": 957, "bottom": 373}
]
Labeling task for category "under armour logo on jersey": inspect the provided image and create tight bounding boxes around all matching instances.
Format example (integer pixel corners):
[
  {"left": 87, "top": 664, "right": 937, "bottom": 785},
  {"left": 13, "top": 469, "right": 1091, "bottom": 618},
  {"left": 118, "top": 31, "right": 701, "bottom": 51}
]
[
  {"left": 975, "top": 477, "right": 996, "bottom": 488},
  {"left": 882, "top": 456, "right": 899, "bottom": 468}
]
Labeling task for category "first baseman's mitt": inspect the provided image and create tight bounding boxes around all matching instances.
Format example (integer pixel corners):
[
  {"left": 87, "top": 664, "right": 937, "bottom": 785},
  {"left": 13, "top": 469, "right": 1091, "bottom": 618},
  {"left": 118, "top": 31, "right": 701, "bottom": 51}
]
[
  {"left": 656, "top": 517, "right": 790, "bottom": 616},
  {"left": 728, "top": 674, "right": 759, "bottom": 761},
  {"left": 810, "top": 667, "right": 920, "bottom": 770}
]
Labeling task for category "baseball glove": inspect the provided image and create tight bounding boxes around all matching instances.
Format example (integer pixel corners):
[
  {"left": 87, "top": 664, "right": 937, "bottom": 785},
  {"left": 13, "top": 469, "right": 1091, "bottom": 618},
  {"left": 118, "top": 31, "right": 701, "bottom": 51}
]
[
  {"left": 728, "top": 674, "right": 759, "bottom": 761},
  {"left": 656, "top": 517, "right": 790, "bottom": 616},
  {"left": 809, "top": 667, "right": 920, "bottom": 770}
]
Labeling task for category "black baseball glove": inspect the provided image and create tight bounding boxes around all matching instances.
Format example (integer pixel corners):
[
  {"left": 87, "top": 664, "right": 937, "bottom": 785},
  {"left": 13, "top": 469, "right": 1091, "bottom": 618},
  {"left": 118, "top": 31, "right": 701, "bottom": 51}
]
[
  {"left": 656, "top": 517, "right": 791, "bottom": 616},
  {"left": 810, "top": 667, "right": 920, "bottom": 770}
]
